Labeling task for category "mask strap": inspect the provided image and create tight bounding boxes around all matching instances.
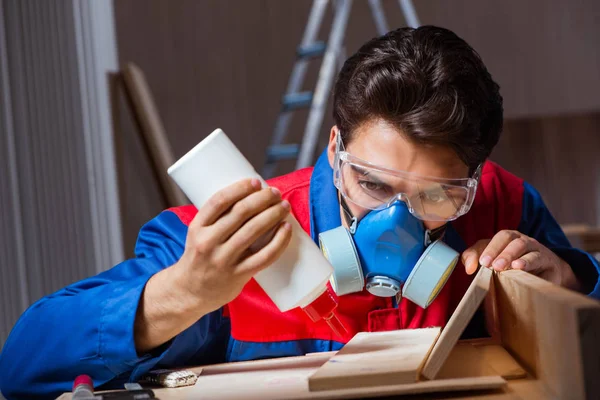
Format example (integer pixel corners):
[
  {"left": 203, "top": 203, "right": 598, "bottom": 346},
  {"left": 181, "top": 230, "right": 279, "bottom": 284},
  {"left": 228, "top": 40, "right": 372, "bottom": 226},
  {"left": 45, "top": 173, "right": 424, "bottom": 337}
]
[
  {"left": 425, "top": 224, "right": 447, "bottom": 246},
  {"left": 338, "top": 191, "right": 358, "bottom": 234}
]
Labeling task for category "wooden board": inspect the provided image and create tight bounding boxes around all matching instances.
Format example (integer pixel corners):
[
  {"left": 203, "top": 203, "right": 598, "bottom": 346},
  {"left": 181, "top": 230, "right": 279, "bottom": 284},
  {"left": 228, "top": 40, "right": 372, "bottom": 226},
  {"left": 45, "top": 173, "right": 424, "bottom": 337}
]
[
  {"left": 437, "top": 343, "right": 527, "bottom": 380},
  {"left": 483, "top": 267, "right": 502, "bottom": 343},
  {"left": 308, "top": 328, "right": 441, "bottom": 391},
  {"left": 201, "top": 352, "right": 333, "bottom": 376},
  {"left": 57, "top": 372, "right": 505, "bottom": 400},
  {"left": 496, "top": 270, "right": 600, "bottom": 400},
  {"left": 474, "top": 344, "right": 527, "bottom": 380},
  {"left": 421, "top": 266, "right": 493, "bottom": 380},
  {"left": 495, "top": 270, "right": 543, "bottom": 376},
  {"left": 436, "top": 342, "right": 497, "bottom": 379}
]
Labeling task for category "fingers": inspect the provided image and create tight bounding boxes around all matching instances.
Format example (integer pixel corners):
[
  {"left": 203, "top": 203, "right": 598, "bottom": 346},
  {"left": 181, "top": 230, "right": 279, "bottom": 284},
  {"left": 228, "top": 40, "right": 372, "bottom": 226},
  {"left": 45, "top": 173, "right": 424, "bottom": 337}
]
[
  {"left": 461, "top": 239, "right": 490, "bottom": 275},
  {"left": 512, "top": 251, "right": 542, "bottom": 272},
  {"left": 462, "top": 230, "right": 562, "bottom": 285},
  {"left": 236, "top": 221, "right": 293, "bottom": 276},
  {"left": 192, "top": 179, "right": 262, "bottom": 227},
  {"left": 211, "top": 187, "right": 284, "bottom": 240},
  {"left": 221, "top": 199, "right": 291, "bottom": 260},
  {"left": 492, "top": 236, "right": 536, "bottom": 271},
  {"left": 463, "top": 231, "right": 537, "bottom": 275},
  {"left": 479, "top": 230, "right": 521, "bottom": 269}
]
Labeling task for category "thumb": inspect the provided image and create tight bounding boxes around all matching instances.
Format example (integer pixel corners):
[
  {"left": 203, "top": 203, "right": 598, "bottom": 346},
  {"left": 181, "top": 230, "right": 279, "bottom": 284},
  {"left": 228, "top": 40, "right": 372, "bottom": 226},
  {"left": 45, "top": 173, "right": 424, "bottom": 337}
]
[{"left": 461, "top": 239, "right": 490, "bottom": 275}]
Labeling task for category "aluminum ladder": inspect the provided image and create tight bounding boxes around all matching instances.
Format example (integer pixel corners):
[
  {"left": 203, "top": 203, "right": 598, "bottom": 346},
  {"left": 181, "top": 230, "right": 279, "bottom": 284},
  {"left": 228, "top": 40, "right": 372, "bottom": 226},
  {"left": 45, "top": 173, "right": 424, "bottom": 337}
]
[{"left": 262, "top": 0, "right": 420, "bottom": 178}]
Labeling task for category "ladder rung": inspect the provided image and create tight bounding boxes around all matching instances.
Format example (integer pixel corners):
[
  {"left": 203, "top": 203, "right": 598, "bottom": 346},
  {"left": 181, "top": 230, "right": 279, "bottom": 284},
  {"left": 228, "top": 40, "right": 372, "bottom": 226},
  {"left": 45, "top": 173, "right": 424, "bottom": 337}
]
[
  {"left": 266, "top": 144, "right": 300, "bottom": 162},
  {"left": 282, "top": 92, "right": 313, "bottom": 112},
  {"left": 296, "top": 41, "right": 327, "bottom": 59}
]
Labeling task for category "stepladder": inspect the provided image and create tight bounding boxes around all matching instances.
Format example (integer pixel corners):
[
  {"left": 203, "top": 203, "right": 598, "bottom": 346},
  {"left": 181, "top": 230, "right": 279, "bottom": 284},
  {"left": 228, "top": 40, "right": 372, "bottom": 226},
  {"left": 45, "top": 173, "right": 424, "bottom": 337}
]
[{"left": 262, "top": 0, "right": 421, "bottom": 178}]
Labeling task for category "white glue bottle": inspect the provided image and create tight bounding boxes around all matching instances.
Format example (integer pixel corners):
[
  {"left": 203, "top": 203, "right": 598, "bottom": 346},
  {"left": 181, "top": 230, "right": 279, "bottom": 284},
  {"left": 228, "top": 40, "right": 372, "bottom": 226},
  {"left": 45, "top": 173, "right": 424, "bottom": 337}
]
[{"left": 167, "top": 128, "right": 347, "bottom": 338}]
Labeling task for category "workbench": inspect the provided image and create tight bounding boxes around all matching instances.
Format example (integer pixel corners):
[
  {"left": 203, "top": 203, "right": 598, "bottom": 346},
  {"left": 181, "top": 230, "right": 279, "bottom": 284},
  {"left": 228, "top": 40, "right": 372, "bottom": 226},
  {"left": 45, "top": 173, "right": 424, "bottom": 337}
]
[{"left": 58, "top": 269, "right": 600, "bottom": 400}]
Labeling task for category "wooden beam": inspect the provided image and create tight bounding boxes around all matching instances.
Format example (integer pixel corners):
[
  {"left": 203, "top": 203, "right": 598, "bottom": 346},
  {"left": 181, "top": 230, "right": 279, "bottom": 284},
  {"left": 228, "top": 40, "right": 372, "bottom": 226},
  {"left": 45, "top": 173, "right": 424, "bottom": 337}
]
[
  {"left": 421, "top": 266, "right": 493, "bottom": 380},
  {"left": 108, "top": 72, "right": 130, "bottom": 256},
  {"left": 121, "top": 63, "right": 188, "bottom": 207},
  {"left": 496, "top": 270, "right": 600, "bottom": 399},
  {"left": 308, "top": 327, "right": 441, "bottom": 391}
]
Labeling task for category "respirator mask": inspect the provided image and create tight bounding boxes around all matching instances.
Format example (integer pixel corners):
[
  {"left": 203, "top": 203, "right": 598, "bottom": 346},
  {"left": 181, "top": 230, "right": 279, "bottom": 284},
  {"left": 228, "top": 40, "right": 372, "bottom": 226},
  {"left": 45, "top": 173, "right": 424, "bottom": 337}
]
[{"left": 319, "top": 133, "right": 481, "bottom": 308}]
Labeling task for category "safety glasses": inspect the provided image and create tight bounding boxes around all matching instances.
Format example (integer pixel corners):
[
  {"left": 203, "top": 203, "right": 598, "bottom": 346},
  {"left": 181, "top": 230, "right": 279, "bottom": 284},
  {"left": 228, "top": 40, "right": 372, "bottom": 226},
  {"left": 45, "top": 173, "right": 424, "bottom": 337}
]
[{"left": 333, "top": 134, "right": 480, "bottom": 221}]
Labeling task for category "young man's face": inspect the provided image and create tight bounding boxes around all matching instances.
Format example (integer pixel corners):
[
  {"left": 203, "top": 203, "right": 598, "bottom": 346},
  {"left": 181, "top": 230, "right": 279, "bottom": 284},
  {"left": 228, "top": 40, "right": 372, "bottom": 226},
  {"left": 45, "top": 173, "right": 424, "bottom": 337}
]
[{"left": 327, "top": 118, "right": 470, "bottom": 230}]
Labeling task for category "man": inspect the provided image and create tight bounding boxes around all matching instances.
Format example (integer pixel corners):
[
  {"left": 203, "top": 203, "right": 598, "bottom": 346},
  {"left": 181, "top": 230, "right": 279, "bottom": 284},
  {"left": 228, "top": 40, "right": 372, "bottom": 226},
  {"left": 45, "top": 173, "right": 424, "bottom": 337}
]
[{"left": 1, "top": 26, "right": 598, "bottom": 399}]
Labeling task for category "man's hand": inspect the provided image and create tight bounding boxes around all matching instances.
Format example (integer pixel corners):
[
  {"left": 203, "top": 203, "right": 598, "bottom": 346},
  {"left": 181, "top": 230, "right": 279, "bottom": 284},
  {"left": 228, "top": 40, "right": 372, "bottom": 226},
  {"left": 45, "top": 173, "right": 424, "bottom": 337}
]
[
  {"left": 175, "top": 178, "right": 293, "bottom": 312},
  {"left": 135, "top": 178, "right": 292, "bottom": 353},
  {"left": 461, "top": 230, "right": 581, "bottom": 291}
]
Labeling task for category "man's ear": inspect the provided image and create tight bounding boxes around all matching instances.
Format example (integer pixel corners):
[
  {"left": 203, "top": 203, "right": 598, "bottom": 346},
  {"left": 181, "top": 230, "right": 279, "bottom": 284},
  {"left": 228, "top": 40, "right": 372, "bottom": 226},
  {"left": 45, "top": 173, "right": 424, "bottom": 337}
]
[{"left": 327, "top": 126, "right": 337, "bottom": 168}]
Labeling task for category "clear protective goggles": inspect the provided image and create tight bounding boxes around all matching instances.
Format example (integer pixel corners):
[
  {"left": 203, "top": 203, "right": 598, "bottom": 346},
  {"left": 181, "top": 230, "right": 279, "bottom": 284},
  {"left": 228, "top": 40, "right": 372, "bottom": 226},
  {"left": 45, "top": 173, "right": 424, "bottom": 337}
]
[{"left": 333, "top": 133, "right": 481, "bottom": 222}]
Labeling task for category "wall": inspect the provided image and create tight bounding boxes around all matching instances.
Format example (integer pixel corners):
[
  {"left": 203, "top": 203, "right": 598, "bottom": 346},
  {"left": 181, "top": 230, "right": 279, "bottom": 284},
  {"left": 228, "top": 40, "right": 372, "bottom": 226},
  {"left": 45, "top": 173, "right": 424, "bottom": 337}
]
[
  {"left": 0, "top": 0, "right": 121, "bottom": 347},
  {"left": 494, "top": 111, "right": 600, "bottom": 225},
  {"left": 113, "top": 0, "right": 600, "bottom": 255},
  {"left": 416, "top": 0, "right": 600, "bottom": 118}
]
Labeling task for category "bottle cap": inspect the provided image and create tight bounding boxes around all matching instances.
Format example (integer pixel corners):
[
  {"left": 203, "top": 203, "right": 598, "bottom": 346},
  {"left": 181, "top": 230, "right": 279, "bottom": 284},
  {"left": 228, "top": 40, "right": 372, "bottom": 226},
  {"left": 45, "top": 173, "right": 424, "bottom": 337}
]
[{"left": 73, "top": 374, "right": 93, "bottom": 390}]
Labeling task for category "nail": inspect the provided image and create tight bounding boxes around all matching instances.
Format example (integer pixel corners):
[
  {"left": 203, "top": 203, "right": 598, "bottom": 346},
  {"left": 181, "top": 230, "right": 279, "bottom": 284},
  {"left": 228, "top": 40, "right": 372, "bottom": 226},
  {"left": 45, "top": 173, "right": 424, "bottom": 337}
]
[
  {"left": 466, "top": 255, "right": 476, "bottom": 267},
  {"left": 283, "top": 221, "right": 291, "bottom": 230},
  {"left": 512, "top": 259, "right": 526, "bottom": 270},
  {"left": 463, "top": 256, "right": 475, "bottom": 274},
  {"left": 492, "top": 258, "right": 507, "bottom": 270},
  {"left": 271, "top": 187, "right": 281, "bottom": 196},
  {"left": 281, "top": 200, "right": 290, "bottom": 209},
  {"left": 480, "top": 255, "right": 492, "bottom": 267},
  {"left": 251, "top": 178, "right": 261, "bottom": 189}
]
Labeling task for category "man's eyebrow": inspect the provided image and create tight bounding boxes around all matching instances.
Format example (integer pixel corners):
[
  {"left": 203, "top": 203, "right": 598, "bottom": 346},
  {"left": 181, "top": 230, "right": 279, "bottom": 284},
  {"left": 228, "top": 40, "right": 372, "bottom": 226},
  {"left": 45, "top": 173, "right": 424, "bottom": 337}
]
[{"left": 350, "top": 164, "right": 388, "bottom": 185}]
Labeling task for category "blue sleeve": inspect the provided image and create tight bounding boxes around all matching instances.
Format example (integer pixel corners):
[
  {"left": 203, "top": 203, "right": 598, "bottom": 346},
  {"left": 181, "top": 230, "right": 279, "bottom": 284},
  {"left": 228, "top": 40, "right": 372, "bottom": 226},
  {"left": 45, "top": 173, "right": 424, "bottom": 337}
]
[
  {"left": 518, "top": 182, "right": 600, "bottom": 298},
  {"left": 0, "top": 211, "right": 229, "bottom": 400}
]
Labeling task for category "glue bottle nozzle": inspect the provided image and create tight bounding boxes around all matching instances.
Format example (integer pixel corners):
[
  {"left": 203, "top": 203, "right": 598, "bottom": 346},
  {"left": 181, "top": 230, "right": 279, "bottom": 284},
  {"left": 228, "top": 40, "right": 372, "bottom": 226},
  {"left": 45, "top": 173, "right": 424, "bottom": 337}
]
[
  {"left": 324, "top": 311, "right": 348, "bottom": 339},
  {"left": 301, "top": 287, "right": 349, "bottom": 340}
]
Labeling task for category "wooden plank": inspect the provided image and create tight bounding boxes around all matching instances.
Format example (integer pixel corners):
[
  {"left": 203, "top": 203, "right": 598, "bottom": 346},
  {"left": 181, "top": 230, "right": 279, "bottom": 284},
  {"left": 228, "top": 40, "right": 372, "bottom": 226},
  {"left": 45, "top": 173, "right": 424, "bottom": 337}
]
[
  {"left": 436, "top": 342, "right": 497, "bottom": 379},
  {"left": 504, "top": 379, "right": 555, "bottom": 400},
  {"left": 534, "top": 286, "right": 585, "bottom": 398},
  {"left": 473, "top": 344, "right": 527, "bottom": 380},
  {"left": 496, "top": 270, "right": 600, "bottom": 400},
  {"left": 121, "top": 63, "right": 188, "bottom": 207},
  {"left": 201, "top": 353, "right": 333, "bottom": 376},
  {"left": 534, "top": 284, "right": 600, "bottom": 400},
  {"left": 483, "top": 268, "right": 502, "bottom": 343},
  {"left": 305, "top": 351, "right": 338, "bottom": 358},
  {"left": 57, "top": 375, "right": 506, "bottom": 400},
  {"left": 494, "top": 270, "right": 540, "bottom": 376},
  {"left": 308, "top": 328, "right": 441, "bottom": 391},
  {"left": 437, "top": 343, "right": 526, "bottom": 380},
  {"left": 421, "top": 266, "right": 493, "bottom": 380}
]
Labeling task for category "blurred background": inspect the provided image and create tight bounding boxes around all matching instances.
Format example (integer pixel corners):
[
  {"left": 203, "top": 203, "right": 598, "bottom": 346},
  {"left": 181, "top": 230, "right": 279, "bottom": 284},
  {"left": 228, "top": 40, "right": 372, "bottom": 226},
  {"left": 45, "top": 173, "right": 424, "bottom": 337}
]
[{"left": 0, "top": 0, "right": 599, "bottom": 347}]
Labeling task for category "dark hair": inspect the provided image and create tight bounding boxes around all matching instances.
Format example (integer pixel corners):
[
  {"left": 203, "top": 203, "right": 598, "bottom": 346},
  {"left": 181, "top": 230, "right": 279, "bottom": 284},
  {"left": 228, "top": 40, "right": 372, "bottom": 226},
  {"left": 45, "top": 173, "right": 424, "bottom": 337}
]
[{"left": 333, "top": 26, "right": 503, "bottom": 171}]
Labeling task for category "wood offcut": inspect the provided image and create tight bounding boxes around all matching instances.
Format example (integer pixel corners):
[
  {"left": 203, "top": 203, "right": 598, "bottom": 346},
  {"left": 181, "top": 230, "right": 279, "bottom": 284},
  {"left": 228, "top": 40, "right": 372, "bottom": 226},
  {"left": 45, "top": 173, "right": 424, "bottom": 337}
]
[
  {"left": 421, "top": 266, "right": 493, "bottom": 380},
  {"left": 308, "top": 327, "right": 441, "bottom": 391}
]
